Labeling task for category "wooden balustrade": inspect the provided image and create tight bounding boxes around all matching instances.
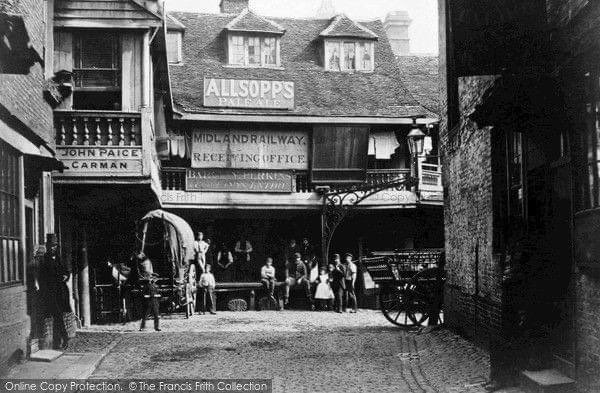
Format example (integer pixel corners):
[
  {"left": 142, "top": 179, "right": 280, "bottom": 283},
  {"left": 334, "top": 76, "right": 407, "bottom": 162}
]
[
  {"left": 161, "top": 168, "right": 186, "bottom": 190},
  {"left": 55, "top": 110, "right": 142, "bottom": 146}
]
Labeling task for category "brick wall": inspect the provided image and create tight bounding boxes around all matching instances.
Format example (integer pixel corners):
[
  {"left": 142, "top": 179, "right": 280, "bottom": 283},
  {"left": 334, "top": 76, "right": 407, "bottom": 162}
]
[
  {"left": 0, "top": 0, "right": 54, "bottom": 148},
  {"left": 0, "top": 286, "right": 29, "bottom": 375},
  {"left": 0, "top": 0, "right": 52, "bottom": 374},
  {"left": 442, "top": 75, "right": 504, "bottom": 347}
]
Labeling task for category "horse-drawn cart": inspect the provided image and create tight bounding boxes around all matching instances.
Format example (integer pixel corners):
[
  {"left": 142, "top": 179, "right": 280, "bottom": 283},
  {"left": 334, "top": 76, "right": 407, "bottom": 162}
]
[{"left": 362, "top": 249, "right": 445, "bottom": 327}]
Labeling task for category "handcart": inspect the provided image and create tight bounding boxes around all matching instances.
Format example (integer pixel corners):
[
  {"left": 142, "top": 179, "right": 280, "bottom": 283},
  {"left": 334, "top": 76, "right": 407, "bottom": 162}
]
[{"left": 361, "top": 249, "right": 445, "bottom": 327}]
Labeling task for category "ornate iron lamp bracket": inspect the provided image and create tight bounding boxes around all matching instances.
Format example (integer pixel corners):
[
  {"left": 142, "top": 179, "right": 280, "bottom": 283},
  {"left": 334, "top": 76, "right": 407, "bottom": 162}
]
[{"left": 319, "top": 176, "right": 418, "bottom": 263}]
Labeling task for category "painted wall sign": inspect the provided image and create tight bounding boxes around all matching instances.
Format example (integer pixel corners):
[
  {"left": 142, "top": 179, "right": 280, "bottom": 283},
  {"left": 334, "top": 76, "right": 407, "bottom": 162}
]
[
  {"left": 203, "top": 78, "right": 294, "bottom": 109},
  {"left": 191, "top": 130, "right": 308, "bottom": 170},
  {"left": 186, "top": 168, "right": 293, "bottom": 193},
  {"left": 56, "top": 146, "right": 143, "bottom": 176}
]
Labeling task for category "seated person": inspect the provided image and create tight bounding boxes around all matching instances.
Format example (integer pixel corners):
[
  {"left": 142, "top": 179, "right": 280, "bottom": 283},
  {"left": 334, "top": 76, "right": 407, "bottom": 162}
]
[
  {"left": 284, "top": 252, "right": 314, "bottom": 310},
  {"left": 260, "top": 257, "right": 277, "bottom": 301}
]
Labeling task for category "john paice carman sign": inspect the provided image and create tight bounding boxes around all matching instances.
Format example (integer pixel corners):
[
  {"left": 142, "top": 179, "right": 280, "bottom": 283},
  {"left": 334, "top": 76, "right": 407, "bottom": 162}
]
[
  {"left": 187, "top": 168, "right": 294, "bottom": 193},
  {"left": 191, "top": 130, "right": 308, "bottom": 170},
  {"left": 203, "top": 78, "right": 294, "bottom": 109},
  {"left": 56, "top": 146, "right": 143, "bottom": 176}
]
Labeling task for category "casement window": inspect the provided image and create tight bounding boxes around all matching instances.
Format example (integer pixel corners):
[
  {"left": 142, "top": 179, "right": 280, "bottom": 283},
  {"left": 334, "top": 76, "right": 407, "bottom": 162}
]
[
  {"left": 507, "top": 130, "right": 525, "bottom": 220},
  {"left": 324, "top": 40, "right": 374, "bottom": 72},
  {"left": 0, "top": 140, "right": 22, "bottom": 285},
  {"left": 72, "top": 31, "right": 121, "bottom": 110},
  {"left": 227, "top": 34, "right": 281, "bottom": 67},
  {"left": 166, "top": 31, "right": 183, "bottom": 64}
]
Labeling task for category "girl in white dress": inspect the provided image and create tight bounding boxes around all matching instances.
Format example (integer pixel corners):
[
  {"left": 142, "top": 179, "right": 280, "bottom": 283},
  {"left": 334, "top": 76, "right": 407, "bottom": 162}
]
[{"left": 314, "top": 267, "right": 334, "bottom": 310}]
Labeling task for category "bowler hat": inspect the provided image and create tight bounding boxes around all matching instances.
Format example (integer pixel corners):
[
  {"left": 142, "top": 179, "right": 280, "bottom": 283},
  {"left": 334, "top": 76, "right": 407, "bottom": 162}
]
[
  {"left": 46, "top": 233, "right": 58, "bottom": 246},
  {"left": 344, "top": 252, "right": 353, "bottom": 259}
]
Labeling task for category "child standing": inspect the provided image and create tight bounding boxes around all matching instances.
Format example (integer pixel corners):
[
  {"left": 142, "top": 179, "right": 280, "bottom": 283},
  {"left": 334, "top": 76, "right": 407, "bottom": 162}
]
[
  {"left": 314, "top": 266, "right": 334, "bottom": 310},
  {"left": 199, "top": 264, "right": 216, "bottom": 315}
]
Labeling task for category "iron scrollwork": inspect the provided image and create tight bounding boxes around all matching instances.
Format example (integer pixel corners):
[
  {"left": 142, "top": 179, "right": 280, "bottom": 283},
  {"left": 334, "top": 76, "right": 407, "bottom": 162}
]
[{"left": 319, "top": 176, "right": 418, "bottom": 263}]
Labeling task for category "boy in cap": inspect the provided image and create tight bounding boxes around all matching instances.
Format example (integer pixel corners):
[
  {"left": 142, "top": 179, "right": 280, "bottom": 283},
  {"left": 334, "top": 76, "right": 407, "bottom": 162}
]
[{"left": 343, "top": 253, "right": 358, "bottom": 313}]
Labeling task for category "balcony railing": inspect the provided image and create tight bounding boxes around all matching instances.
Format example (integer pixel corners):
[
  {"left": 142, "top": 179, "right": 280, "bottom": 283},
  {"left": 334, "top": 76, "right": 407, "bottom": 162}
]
[
  {"left": 55, "top": 110, "right": 142, "bottom": 146},
  {"left": 161, "top": 168, "right": 412, "bottom": 193}
]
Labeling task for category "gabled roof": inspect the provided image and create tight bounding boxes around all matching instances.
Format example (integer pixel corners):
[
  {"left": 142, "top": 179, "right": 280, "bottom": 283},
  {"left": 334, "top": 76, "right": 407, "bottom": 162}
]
[
  {"left": 168, "top": 12, "right": 431, "bottom": 119},
  {"left": 54, "top": 0, "right": 162, "bottom": 28},
  {"left": 319, "top": 14, "right": 378, "bottom": 40},
  {"left": 225, "top": 8, "right": 285, "bottom": 35},
  {"left": 166, "top": 14, "right": 186, "bottom": 31}
]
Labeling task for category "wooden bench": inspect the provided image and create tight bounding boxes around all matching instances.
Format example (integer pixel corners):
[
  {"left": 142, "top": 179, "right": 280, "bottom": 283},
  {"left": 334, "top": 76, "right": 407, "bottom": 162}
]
[{"left": 198, "top": 282, "right": 286, "bottom": 311}]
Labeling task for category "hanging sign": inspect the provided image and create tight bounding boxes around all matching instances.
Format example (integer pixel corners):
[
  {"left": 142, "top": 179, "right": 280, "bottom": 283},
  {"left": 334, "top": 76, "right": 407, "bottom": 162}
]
[
  {"left": 56, "top": 146, "right": 143, "bottom": 176},
  {"left": 203, "top": 78, "right": 295, "bottom": 109},
  {"left": 186, "top": 168, "right": 293, "bottom": 193},
  {"left": 191, "top": 130, "right": 308, "bottom": 170}
]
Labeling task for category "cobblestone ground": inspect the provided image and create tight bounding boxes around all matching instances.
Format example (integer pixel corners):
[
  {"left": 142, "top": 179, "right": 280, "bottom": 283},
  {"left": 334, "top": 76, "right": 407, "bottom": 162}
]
[{"left": 72, "top": 310, "right": 523, "bottom": 393}]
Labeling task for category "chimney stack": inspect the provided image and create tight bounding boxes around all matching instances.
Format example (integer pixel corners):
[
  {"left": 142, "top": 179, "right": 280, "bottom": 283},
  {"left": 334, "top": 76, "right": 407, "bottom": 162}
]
[
  {"left": 384, "top": 11, "right": 412, "bottom": 56},
  {"left": 220, "top": 0, "right": 249, "bottom": 14}
]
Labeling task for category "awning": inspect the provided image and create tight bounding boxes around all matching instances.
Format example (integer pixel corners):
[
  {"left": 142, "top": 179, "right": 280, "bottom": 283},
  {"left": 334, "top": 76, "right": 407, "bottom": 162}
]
[{"left": 0, "top": 117, "right": 64, "bottom": 171}]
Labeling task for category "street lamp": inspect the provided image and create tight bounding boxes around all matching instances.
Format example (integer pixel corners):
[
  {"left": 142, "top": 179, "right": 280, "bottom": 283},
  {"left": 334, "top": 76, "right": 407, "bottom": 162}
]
[
  {"left": 407, "top": 119, "right": 426, "bottom": 193},
  {"left": 407, "top": 120, "right": 426, "bottom": 156}
]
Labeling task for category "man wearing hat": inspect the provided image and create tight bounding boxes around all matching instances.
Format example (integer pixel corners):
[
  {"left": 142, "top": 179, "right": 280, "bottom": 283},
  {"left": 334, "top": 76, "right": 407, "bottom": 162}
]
[
  {"left": 137, "top": 252, "right": 161, "bottom": 331},
  {"left": 284, "top": 252, "right": 314, "bottom": 310},
  {"left": 39, "top": 234, "right": 71, "bottom": 349},
  {"left": 343, "top": 253, "right": 358, "bottom": 313},
  {"left": 330, "top": 254, "right": 346, "bottom": 313}
]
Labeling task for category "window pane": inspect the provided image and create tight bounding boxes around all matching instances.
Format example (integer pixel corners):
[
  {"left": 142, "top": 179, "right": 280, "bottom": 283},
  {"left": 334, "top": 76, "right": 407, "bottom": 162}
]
[
  {"left": 231, "top": 35, "right": 245, "bottom": 65},
  {"left": 247, "top": 36, "right": 260, "bottom": 65},
  {"left": 0, "top": 140, "right": 21, "bottom": 284},
  {"left": 79, "top": 35, "right": 116, "bottom": 69},
  {"left": 343, "top": 42, "right": 356, "bottom": 70},
  {"left": 166, "top": 32, "right": 181, "bottom": 63},
  {"left": 357, "top": 42, "right": 373, "bottom": 70},
  {"left": 262, "top": 37, "right": 276, "bottom": 65},
  {"left": 325, "top": 41, "right": 340, "bottom": 70}
]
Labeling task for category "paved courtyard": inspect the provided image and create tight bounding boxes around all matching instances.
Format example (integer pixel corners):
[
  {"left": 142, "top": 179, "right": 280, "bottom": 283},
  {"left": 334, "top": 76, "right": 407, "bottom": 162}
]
[{"left": 10, "top": 310, "right": 524, "bottom": 393}]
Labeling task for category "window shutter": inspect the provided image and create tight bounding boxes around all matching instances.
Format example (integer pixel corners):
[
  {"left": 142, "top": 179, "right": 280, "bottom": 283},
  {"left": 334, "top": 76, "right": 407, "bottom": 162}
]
[{"left": 311, "top": 126, "right": 369, "bottom": 184}]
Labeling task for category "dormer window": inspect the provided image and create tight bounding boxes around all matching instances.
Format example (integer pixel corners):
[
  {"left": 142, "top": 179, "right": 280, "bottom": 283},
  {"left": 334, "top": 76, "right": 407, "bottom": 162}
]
[
  {"left": 228, "top": 34, "right": 279, "bottom": 67},
  {"left": 166, "top": 31, "right": 183, "bottom": 64},
  {"left": 166, "top": 15, "right": 186, "bottom": 64},
  {"left": 224, "top": 8, "right": 285, "bottom": 68},
  {"left": 320, "top": 14, "right": 378, "bottom": 72},
  {"left": 325, "top": 40, "right": 374, "bottom": 72}
]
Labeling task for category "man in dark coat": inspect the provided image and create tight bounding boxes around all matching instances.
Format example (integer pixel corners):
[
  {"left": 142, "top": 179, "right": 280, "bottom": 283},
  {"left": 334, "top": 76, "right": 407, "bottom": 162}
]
[
  {"left": 39, "top": 234, "right": 71, "bottom": 350},
  {"left": 330, "top": 254, "right": 346, "bottom": 313}
]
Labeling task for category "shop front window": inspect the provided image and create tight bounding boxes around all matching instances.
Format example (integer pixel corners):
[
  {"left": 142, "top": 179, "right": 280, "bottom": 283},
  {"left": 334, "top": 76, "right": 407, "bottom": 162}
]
[{"left": 0, "top": 140, "right": 22, "bottom": 285}]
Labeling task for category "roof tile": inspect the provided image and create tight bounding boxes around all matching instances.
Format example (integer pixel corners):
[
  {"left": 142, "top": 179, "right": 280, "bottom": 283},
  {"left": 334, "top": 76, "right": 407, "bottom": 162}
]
[{"left": 168, "top": 12, "right": 433, "bottom": 119}]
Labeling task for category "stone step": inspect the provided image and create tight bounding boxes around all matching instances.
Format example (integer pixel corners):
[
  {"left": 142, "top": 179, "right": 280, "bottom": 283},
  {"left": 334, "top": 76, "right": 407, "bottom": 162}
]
[
  {"left": 29, "top": 349, "right": 63, "bottom": 362},
  {"left": 520, "top": 369, "right": 575, "bottom": 393}
]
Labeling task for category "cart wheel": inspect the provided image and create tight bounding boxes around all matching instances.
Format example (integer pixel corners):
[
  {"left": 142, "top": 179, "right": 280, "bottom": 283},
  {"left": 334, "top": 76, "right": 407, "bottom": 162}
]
[
  {"left": 379, "top": 285, "right": 416, "bottom": 327},
  {"left": 410, "top": 267, "right": 446, "bottom": 325}
]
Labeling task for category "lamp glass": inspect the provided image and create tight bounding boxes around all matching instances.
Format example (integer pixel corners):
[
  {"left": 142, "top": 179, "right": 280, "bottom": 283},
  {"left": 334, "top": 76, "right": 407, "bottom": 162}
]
[{"left": 407, "top": 127, "right": 426, "bottom": 156}]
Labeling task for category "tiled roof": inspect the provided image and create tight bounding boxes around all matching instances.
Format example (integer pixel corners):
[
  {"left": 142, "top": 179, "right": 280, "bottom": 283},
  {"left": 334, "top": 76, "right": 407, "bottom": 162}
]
[
  {"left": 225, "top": 8, "right": 285, "bottom": 34},
  {"left": 168, "top": 12, "right": 432, "bottom": 119},
  {"left": 166, "top": 14, "right": 186, "bottom": 31},
  {"left": 320, "top": 14, "right": 378, "bottom": 40},
  {"left": 396, "top": 55, "right": 440, "bottom": 116}
]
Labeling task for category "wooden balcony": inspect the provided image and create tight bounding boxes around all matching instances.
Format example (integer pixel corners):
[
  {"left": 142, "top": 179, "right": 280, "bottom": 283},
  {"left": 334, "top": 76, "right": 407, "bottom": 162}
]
[
  {"left": 53, "top": 109, "right": 157, "bottom": 182},
  {"left": 54, "top": 110, "right": 142, "bottom": 146},
  {"left": 161, "top": 168, "right": 411, "bottom": 193},
  {"left": 159, "top": 167, "right": 442, "bottom": 209}
]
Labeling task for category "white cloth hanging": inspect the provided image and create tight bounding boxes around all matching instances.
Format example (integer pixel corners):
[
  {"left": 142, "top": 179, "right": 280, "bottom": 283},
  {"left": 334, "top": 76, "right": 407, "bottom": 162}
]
[{"left": 368, "top": 131, "right": 400, "bottom": 159}]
